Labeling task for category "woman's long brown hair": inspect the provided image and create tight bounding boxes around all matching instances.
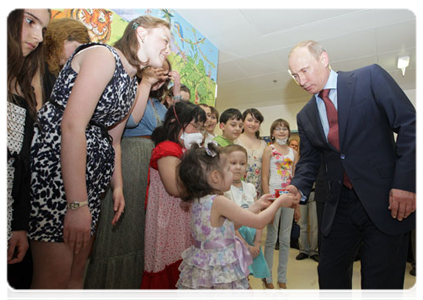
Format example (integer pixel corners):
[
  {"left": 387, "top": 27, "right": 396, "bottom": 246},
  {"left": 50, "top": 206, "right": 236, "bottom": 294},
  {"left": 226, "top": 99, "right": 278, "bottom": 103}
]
[{"left": 7, "top": 9, "right": 49, "bottom": 117}]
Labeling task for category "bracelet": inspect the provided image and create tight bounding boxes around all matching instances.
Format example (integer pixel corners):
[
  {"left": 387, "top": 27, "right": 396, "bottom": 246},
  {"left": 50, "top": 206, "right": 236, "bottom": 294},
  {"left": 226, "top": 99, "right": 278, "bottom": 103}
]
[
  {"left": 172, "top": 95, "right": 182, "bottom": 100},
  {"left": 67, "top": 201, "right": 89, "bottom": 210}
]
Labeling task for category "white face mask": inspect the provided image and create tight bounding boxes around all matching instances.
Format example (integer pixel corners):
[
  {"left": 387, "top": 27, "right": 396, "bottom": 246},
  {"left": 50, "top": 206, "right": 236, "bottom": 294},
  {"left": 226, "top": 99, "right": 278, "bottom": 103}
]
[
  {"left": 275, "top": 137, "right": 288, "bottom": 145},
  {"left": 180, "top": 132, "right": 203, "bottom": 150}
]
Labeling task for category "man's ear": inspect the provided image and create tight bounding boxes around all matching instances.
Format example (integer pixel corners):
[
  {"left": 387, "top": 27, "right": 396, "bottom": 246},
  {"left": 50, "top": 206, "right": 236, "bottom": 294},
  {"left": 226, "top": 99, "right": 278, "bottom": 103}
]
[
  {"left": 320, "top": 51, "right": 329, "bottom": 68},
  {"left": 219, "top": 122, "right": 225, "bottom": 130}
]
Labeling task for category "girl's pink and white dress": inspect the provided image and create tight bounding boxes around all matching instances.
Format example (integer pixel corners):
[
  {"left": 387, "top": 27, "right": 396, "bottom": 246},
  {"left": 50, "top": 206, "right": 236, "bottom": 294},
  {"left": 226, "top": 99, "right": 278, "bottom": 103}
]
[
  {"left": 177, "top": 194, "right": 251, "bottom": 289},
  {"left": 141, "top": 141, "right": 192, "bottom": 289}
]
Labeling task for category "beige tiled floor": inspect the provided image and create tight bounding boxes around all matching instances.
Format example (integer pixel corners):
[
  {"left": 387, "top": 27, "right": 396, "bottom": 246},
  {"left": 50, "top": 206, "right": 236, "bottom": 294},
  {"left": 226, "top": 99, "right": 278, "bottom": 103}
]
[{"left": 248, "top": 228, "right": 416, "bottom": 290}]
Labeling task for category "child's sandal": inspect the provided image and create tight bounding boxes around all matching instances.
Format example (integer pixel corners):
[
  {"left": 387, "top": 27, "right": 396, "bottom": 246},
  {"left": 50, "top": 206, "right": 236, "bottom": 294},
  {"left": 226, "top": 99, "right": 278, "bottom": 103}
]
[{"left": 263, "top": 282, "right": 278, "bottom": 300}]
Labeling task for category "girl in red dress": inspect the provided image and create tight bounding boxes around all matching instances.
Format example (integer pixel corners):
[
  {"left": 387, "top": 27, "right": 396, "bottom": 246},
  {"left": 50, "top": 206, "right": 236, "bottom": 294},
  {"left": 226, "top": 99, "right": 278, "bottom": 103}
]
[{"left": 141, "top": 101, "right": 206, "bottom": 289}]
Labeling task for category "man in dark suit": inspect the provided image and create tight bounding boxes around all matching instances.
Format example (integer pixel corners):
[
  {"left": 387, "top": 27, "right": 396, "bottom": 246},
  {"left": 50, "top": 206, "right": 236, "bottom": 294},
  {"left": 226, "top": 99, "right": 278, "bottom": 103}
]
[{"left": 287, "top": 40, "right": 415, "bottom": 289}]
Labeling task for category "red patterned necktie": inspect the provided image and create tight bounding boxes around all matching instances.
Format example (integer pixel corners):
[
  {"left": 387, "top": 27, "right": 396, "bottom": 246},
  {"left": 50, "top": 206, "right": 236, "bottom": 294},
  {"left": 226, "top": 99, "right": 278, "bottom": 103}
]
[{"left": 319, "top": 89, "right": 352, "bottom": 189}]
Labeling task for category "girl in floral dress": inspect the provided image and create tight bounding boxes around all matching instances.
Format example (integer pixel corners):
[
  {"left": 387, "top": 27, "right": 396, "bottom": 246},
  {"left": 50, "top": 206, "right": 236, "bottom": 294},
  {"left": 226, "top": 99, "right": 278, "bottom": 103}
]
[
  {"left": 176, "top": 143, "right": 298, "bottom": 289},
  {"left": 261, "top": 119, "right": 299, "bottom": 289},
  {"left": 235, "top": 108, "right": 267, "bottom": 198}
]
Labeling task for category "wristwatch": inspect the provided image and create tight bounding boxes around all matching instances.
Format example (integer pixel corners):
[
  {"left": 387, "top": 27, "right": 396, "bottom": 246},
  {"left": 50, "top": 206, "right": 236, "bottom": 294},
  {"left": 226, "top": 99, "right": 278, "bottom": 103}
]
[{"left": 67, "top": 201, "right": 89, "bottom": 210}]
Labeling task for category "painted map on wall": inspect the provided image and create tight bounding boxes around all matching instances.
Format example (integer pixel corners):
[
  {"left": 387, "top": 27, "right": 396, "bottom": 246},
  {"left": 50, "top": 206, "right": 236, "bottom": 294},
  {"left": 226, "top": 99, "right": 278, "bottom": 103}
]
[{"left": 51, "top": 8, "right": 219, "bottom": 106}]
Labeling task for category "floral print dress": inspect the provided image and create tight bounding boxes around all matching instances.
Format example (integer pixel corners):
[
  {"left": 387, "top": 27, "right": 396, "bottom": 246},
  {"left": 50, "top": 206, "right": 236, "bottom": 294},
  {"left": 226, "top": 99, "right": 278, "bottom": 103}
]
[
  {"left": 236, "top": 139, "right": 267, "bottom": 197},
  {"left": 268, "top": 145, "right": 294, "bottom": 193},
  {"left": 177, "top": 195, "right": 250, "bottom": 289}
]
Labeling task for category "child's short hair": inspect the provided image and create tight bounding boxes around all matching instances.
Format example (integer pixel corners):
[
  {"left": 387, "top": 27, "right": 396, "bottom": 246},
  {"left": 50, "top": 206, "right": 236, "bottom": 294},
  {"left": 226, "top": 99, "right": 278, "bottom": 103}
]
[
  {"left": 270, "top": 118, "right": 291, "bottom": 141},
  {"left": 222, "top": 144, "right": 248, "bottom": 158},
  {"left": 178, "top": 143, "right": 225, "bottom": 202},
  {"left": 151, "top": 101, "right": 206, "bottom": 146},
  {"left": 219, "top": 108, "right": 242, "bottom": 124}
]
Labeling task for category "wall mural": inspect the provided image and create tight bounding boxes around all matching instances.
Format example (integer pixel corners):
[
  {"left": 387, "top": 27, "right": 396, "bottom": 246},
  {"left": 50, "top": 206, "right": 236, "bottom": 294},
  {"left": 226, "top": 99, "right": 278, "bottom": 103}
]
[{"left": 51, "top": 8, "right": 219, "bottom": 107}]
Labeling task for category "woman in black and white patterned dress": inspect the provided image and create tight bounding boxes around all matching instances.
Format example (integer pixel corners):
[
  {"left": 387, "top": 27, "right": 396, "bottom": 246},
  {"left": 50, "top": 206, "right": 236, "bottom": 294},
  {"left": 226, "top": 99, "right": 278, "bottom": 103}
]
[{"left": 29, "top": 15, "right": 172, "bottom": 289}]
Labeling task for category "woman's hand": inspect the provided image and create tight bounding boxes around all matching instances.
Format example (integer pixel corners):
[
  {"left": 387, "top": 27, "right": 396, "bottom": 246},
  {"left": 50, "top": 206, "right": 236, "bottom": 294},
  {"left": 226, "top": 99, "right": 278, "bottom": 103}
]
[
  {"left": 111, "top": 187, "right": 125, "bottom": 226},
  {"left": 7, "top": 231, "right": 29, "bottom": 264},
  {"left": 140, "top": 66, "right": 169, "bottom": 89},
  {"left": 63, "top": 206, "right": 92, "bottom": 255}
]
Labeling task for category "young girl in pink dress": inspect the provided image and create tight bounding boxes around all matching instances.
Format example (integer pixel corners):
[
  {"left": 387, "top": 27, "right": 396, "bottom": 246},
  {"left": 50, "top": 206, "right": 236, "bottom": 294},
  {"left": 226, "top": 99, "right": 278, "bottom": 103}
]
[
  {"left": 176, "top": 143, "right": 299, "bottom": 289},
  {"left": 141, "top": 101, "right": 207, "bottom": 289}
]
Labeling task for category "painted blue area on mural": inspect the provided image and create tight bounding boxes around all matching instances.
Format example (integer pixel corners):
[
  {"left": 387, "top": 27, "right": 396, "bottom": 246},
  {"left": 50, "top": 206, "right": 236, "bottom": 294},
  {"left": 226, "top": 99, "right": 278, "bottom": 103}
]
[{"left": 113, "top": 8, "right": 218, "bottom": 83}]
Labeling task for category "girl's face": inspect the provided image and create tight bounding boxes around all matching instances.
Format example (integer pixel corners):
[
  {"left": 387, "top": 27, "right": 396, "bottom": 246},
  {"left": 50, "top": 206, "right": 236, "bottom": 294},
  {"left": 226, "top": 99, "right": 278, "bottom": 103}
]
[
  {"left": 272, "top": 124, "right": 290, "bottom": 141},
  {"left": 60, "top": 40, "right": 82, "bottom": 65},
  {"left": 207, "top": 113, "right": 218, "bottom": 134},
  {"left": 139, "top": 25, "right": 171, "bottom": 68},
  {"left": 243, "top": 113, "right": 261, "bottom": 135},
  {"left": 200, "top": 106, "right": 212, "bottom": 128},
  {"left": 228, "top": 151, "right": 247, "bottom": 183},
  {"left": 178, "top": 119, "right": 205, "bottom": 148},
  {"left": 21, "top": 9, "right": 50, "bottom": 57}
]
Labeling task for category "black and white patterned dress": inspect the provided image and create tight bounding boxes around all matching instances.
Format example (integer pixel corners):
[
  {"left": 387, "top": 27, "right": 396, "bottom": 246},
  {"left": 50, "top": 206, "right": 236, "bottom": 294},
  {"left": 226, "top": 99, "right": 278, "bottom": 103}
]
[{"left": 29, "top": 43, "right": 137, "bottom": 243}]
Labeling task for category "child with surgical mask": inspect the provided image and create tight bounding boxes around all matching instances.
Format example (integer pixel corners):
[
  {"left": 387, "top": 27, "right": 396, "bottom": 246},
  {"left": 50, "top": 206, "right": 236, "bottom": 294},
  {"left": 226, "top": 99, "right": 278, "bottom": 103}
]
[
  {"left": 142, "top": 101, "right": 206, "bottom": 289},
  {"left": 261, "top": 118, "right": 300, "bottom": 289}
]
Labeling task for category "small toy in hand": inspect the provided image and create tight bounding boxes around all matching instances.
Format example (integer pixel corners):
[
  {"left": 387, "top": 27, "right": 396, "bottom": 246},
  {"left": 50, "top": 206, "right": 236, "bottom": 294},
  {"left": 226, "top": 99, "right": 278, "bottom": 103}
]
[{"left": 269, "top": 188, "right": 288, "bottom": 200}]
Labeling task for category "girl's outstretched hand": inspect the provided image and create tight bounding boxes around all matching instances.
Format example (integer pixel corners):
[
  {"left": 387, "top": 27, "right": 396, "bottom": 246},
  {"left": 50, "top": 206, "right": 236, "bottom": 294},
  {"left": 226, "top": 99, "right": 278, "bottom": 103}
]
[{"left": 256, "top": 194, "right": 274, "bottom": 210}]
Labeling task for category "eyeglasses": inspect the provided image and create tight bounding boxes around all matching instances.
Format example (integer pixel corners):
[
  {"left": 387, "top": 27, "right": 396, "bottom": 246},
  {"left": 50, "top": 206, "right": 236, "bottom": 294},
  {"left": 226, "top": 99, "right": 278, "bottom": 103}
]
[
  {"left": 189, "top": 122, "right": 205, "bottom": 133},
  {"left": 274, "top": 127, "right": 289, "bottom": 132}
]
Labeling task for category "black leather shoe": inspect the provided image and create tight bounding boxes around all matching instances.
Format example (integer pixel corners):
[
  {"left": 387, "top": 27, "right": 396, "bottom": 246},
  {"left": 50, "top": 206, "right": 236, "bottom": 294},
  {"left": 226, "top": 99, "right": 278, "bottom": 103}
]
[
  {"left": 310, "top": 254, "right": 319, "bottom": 262},
  {"left": 410, "top": 267, "right": 416, "bottom": 276},
  {"left": 296, "top": 253, "right": 309, "bottom": 260}
]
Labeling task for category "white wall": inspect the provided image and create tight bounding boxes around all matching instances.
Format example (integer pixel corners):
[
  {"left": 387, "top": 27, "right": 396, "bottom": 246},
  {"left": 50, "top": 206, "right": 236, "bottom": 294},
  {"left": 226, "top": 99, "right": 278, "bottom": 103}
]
[
  {"left": 214, "top": 89, "right": 416, "bottom": 137},
  {"left": 404, "top": 89, "right": 416, "bottom": 107}
]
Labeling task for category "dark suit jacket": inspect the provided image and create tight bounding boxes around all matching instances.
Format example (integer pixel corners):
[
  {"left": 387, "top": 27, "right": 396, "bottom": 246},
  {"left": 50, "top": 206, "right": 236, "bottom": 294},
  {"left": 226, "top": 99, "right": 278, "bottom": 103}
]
[
  {"left": 291, "top": 64, "right": 415, "bottom": 237},
  {"left": 314, "top": 161, "right": 328, "bottom": 203}
]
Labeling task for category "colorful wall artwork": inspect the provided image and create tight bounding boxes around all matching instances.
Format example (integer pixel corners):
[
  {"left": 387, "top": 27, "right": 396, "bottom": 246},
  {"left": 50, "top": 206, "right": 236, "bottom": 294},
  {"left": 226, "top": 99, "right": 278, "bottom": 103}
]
[{"left": 51, "top": 8, "right": 219, "bottom": 106}]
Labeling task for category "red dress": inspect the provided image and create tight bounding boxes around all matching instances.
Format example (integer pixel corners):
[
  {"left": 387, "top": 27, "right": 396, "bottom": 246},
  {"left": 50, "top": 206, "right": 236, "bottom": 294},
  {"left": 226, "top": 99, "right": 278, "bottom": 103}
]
[{"left": 141, "top": 141, "right": 192, "bottom": 289}]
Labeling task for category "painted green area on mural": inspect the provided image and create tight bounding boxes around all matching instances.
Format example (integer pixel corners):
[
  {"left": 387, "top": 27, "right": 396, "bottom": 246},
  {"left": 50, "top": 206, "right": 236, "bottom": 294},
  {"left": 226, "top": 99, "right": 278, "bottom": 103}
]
[
  {"left": 169, "top": 53, "right": 216, "bottom": 106},
  {"left": 108, "top": 13, "right": 127, "bottom": 45}
]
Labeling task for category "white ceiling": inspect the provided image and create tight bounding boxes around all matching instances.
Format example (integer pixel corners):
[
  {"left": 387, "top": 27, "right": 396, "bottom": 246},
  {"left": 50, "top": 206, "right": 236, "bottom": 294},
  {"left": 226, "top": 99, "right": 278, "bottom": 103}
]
[{"left": 176, "top": 9, "right": 416, "bottom": 111}]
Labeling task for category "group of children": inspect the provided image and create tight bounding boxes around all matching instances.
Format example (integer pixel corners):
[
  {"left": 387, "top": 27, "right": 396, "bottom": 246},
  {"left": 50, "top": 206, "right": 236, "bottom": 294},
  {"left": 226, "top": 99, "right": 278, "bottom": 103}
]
[{"left": 142, "top": 101, "right": 301, "bottom": 289}]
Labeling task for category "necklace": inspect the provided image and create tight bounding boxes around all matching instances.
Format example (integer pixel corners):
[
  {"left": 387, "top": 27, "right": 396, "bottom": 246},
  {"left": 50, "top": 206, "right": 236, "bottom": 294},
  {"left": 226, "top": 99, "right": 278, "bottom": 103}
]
[{"left": 230, "top": 184, "right": 249, "bottom": 209}]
